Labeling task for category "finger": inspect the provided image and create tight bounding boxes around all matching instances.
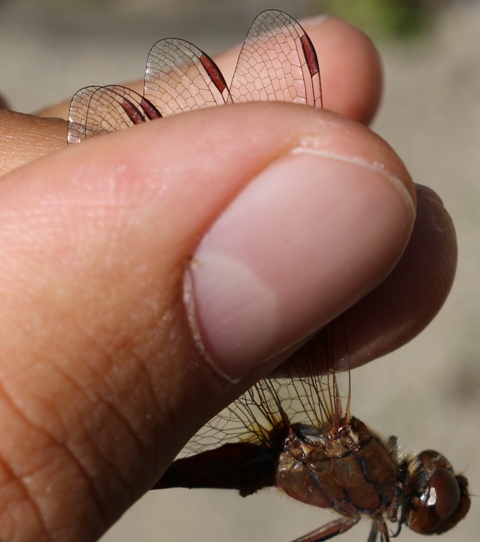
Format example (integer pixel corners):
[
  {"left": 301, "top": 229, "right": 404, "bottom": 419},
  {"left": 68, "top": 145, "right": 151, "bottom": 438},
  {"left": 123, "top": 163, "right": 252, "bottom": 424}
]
[
  {"left": 1, "top": 107, "right": 446, "bottom": 368},
  {"left": 36, "top": 16, "right": 382, "bottom": 124},
  {"left": 0, "top": 103, "right": 412, "bottom": 540},
  {"left": 0, "top": 110, "right": 67, "bottom": 176},
  {"left": 344, "top": 184, "right": 457, "bottom": 367},
  {"left": 283, "top": 183, "right": 457, "bottom": 373},
  {"left": 0, "top": 108, "right": 452, "bottom": 373}
]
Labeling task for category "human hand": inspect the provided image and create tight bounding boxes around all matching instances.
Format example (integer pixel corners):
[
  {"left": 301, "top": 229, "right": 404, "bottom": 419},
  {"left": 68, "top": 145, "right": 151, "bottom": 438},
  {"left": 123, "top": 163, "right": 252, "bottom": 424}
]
[{"left": 0, "top": 16, "right": 455, "bottom": 542}]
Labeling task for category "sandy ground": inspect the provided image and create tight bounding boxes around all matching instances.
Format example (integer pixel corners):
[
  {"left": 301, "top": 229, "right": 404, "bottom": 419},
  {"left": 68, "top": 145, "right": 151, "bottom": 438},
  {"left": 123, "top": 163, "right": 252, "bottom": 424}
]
[{"left": 1, "top": 1, "right": 479, "bottom": 541}]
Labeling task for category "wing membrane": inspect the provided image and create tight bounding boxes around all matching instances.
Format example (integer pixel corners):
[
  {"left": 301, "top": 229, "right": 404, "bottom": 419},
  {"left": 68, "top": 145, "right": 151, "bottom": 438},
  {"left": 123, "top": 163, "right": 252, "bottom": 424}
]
[
  {"left": 68, "top": 85, "right": 102, "bottom": 144},
  {"left": 145, "top": 38, "right": 230, "bottom": 115},
  {"left": 68, "top": 10, "right": 323, "bottom": 144},
  {"left": 229, "top": 10, "right": 322, "bottom": 107},
  {"left": 68, "top": 85, "right": 161, "bottom": 141},
  {"left": 181, "top": 317, "right": 350, "bottom": 457}
]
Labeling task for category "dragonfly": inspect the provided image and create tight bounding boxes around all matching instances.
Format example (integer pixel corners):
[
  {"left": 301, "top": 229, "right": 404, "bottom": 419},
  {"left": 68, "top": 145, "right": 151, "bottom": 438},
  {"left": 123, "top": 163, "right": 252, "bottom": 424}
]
[
  {"left": 67, "top": 10, "right": 470, "bottom": 542},
  {"left": 153, "top": 317, "right": 470, "bottom": 542}
]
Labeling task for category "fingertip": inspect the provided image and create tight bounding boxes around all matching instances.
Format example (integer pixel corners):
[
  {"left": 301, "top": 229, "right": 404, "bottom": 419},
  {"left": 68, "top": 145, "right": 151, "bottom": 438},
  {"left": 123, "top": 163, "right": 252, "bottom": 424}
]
[
  {"left": 344, "top": 184, "right": 457, "bottom": 368},
  {"left": 304, "top": 16, "right": 383, "bottom": 124},
  {"left": 188, "top": 149, "right": 415, "bottom": 380}
]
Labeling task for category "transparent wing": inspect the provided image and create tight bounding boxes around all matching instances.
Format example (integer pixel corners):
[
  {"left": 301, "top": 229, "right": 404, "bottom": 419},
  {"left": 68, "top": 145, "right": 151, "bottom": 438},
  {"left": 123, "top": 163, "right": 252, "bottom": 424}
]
[
  {"left": 68, "top": 10, "right": 322, "bottom": 144},
  {"left": 68, "top": 85, "right": 102, "bottom": 144},
  {"left": 68, "top": 85, "right": 161, "bottom": 142},
  {"left": 181, "top": 317, "right": 350, "bottom": 457},
  {"left": 229, "top": 10, "right": 322, "bottom": 107},
  {"left": 144, "top": 38, "right": 231, "bottom": 115}
]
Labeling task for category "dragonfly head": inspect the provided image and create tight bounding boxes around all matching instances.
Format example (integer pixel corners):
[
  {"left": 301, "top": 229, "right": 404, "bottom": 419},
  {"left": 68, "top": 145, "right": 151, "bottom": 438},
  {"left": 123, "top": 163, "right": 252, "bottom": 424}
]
[{"left": 406, "top": 450, "right": 470, "bottom": 535}]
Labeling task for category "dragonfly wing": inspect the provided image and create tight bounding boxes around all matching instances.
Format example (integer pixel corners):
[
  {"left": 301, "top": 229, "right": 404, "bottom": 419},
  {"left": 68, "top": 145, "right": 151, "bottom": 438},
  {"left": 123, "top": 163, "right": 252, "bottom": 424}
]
[
  {"left": 68, "top": 85, "right": 102, "bottom": 144},
  {"left": 180, "top": 317, "right": 350, "bottom": 458},
  {"left": 68, "top": 10, "right": 323, "bottom": 144},
  {"left": 229, "top": 10, "right": 322, "bottom": 107},
  {"left": 157, "top": 316, "right": 351, "bottom": 494},
  {"left": 144, "top": 38, "right": 231, "bottom": 115},
  {"left": 67, "top": 85, "right": 161, "bottom": 143}
]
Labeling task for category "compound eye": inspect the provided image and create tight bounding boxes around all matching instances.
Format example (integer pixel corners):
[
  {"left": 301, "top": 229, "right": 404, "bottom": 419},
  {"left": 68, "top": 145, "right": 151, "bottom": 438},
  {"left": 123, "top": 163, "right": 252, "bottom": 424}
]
[
  {"left": 429, "top": 468, "right": 461, "bottom": 519},
  {"left": 407, "top": 451, "right": 470, "bottom": 535}
]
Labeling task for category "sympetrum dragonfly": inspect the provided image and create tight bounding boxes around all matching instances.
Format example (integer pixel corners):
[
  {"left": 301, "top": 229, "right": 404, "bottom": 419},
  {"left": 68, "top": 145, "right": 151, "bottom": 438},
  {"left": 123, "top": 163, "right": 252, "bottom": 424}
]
[{"left": 67, "top": 10, "right": 470, "bottom": 542}]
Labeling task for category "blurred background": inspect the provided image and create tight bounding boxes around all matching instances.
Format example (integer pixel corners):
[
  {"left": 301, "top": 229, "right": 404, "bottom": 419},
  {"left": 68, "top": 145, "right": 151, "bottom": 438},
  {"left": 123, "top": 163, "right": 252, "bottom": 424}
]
[{"left": 1, "top": 0, "right": 479, "bottom": 541}]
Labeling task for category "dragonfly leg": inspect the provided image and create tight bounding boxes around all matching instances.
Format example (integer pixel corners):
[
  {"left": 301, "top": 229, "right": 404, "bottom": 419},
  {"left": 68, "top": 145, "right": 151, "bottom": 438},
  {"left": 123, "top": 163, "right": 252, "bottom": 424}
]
[
  {"left": 367, "top": 519, "right": 391, "bottom": 542},
  {"left": 379, "top": 521, "right": 390, "bottom": 542},
  {"left": 367, "top": 521, "right": 379, "bottom": 542},
  {"left": 290, "top": 515, "right": 360, "bottom": 542}
]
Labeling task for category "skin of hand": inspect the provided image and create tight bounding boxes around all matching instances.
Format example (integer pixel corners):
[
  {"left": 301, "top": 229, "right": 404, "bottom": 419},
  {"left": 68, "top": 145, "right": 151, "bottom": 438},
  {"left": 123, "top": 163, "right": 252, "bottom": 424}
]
[{"left": 0, "top": 16, "right": 456, "bottom": 542}]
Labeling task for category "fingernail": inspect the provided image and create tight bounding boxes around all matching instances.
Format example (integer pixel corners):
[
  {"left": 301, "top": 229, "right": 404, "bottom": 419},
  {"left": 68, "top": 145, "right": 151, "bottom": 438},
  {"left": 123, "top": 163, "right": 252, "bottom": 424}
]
[
  {"left": 184, "top": 149, "right": 415, "bottom": 380},
  {"left": 301, "top": 14, "right": 330, "bottom": 26}
]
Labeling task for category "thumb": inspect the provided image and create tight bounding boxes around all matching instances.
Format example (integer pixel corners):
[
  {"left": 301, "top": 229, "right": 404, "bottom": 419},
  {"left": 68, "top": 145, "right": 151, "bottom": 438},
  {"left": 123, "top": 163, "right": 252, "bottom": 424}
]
[{"left": 0, "top": 102, "right": 414, "bottom": 541}]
